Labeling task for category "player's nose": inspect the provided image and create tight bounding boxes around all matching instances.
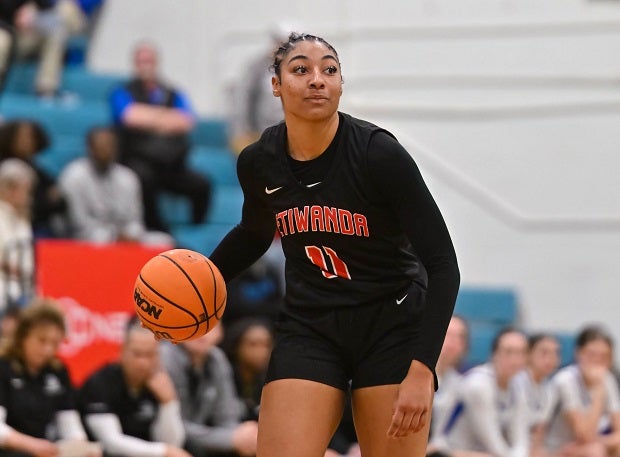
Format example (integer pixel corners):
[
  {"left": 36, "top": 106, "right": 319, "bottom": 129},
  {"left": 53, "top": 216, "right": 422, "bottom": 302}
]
[{"left": 308, "top": 67, "right": 325, "bottom": 89}]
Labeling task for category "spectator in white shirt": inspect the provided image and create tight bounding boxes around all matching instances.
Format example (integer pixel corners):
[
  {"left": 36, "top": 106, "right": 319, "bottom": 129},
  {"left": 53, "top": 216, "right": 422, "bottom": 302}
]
[
  {"left": 0, "top": 159, "right": 35, "bottom": 313},
  {"left": 441, "top": 327, "right": 530, "bottom": 457},
  {"left": 545, "top": 325, "right": 620, "bottom": 457},
  {"left": 59, "top": 126, "right": 173, "bottom": 246},
  {"left": 512, "top": 333, "right": 561, "bottom": 457},
  {"left": 429, "top": 316, "right": 469, "bottom": 447}
]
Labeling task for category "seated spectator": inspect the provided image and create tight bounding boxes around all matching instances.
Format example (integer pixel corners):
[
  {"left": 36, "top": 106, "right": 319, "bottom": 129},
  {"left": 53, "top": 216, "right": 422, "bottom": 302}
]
[
  {"left": 6, "top": 0, "right": 74, "bottom": 96},
  {"left": 227, "top": 25, "right": 286, "bottom": 155},
  {"left": 0, "top": 305, "right": 20, "bottom": 348},
  {"left": 0, "top": 159, "right": 36, "bottom": 313},
  {"left": 428, "top": 316, "right": 469, "bottom": 452},
  {"left": 0, "top": 119, "right": 66, "bottom": 237},
  {"left": 0, "top": 1, "right": 51, "bottom": 94},
  {"left": 220, "top": 318, "right": 273, "bottom": 422},
  {"left": 545, "top": 325, "right": 620, "bottom": 457},
  {"left": 0, "top": 298, "right": 100, "bottom": 457},
  {"left": 78, "top": 317, "right": 191, "bottom": 457},
  {"left": 223, "top": 256, "right": 283, "bottom": 326},
  {"left": 0, "top": 20, "right": 12, "bottom": 94},
  {"left": 160, "top": 324, "right": 258, "bottom": 457},
  {"left": 441, "top": 327, "right": 529, "bottom": 457},
  {"left": 59, "top": 126, "right": 174, "bottom": 246},
  {"left": 110, "top": 41, "right": 211, "bottom": 232},
  {"left": 512, "top": 333, "right": 560, "bottom": 457}
]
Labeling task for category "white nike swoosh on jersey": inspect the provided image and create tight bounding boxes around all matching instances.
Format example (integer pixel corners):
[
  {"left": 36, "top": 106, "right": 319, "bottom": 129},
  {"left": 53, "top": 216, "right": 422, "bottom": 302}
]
[
  {"left": 396, "top": 294, "right": 408, "bottom": 305},
  {"left": 265, "top": 186, "right": 283, "bottom": 194},
  {"left": 306, "top": 182, "right": 321, "bottom": 188}
]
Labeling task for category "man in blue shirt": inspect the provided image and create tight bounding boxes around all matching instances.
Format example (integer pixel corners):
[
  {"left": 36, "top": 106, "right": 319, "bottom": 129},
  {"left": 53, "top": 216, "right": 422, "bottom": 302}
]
[{"left": 110, "top": 41, "right": 211, "bottom": 232}]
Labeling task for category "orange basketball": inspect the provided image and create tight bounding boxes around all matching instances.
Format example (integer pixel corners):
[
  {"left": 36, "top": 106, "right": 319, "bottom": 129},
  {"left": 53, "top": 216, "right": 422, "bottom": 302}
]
[{"left": 133, "top": 249, "right": 226, "bottom": 342}]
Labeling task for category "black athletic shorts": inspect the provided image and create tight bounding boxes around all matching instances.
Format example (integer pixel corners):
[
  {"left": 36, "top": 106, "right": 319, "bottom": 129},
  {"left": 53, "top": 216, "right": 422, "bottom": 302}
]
[{"left": 265, "top": 281, "right": 426, "bottom": 391}]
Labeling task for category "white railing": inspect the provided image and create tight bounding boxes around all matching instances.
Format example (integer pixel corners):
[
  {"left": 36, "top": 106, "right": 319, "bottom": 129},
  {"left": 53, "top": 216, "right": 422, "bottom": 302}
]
[{"left": 215, "top": 19, "right": 620, "bottom": 231}]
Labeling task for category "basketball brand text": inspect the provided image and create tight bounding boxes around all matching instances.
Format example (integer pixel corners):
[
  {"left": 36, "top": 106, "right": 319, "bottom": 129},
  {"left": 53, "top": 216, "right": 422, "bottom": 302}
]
[{"left": 134, "top": 289, "right": 163, "bottom": 319}]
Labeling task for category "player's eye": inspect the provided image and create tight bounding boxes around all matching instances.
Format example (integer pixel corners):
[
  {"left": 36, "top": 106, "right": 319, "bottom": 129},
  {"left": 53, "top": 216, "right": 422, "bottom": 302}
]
[
  {"left": 293, "top": 65, "right": 307, "bottom": 74},
  {"left": 325, "top": 65, "right": 338, "bottom": 75}
]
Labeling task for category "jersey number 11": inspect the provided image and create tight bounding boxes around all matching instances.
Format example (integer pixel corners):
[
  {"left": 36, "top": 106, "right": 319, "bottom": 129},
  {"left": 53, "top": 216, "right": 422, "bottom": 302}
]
[{"left": 305, "top": 245, "right": 351, "bottom": 280}]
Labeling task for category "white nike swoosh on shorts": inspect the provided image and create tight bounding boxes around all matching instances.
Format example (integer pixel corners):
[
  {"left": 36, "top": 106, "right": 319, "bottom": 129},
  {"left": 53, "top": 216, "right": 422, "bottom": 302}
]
[{"left": 396, "top": 294, "right": 408, "bottom": 305}]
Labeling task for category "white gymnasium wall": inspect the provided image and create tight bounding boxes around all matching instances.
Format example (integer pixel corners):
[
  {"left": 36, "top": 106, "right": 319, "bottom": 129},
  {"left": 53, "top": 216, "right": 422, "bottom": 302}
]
[{"left": 89, "top": 0, "right": 620, "bottom": 351}]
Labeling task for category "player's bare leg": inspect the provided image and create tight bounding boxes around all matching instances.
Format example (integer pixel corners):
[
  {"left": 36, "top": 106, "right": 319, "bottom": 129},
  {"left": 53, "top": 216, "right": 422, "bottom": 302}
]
[
  {"left": 257, "top": 379, "right": 345, "bottom": 457},
  {"left": 352, "top": 384, "right": 430, "bottom": 457}
]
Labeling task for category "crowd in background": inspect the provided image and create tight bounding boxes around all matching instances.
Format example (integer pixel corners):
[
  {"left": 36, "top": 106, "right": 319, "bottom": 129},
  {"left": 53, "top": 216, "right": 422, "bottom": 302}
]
[
  {"left": 0, "top": 4, "right": 618, "bottom": 457},
  {"left": 0, "top": 295, "right": 618, "bottom": 457}
]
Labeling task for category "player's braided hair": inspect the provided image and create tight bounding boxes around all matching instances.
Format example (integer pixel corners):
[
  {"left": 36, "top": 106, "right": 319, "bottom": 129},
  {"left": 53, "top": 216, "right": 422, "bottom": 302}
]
[{"left": 271, "top": 32, "right": 340, "bottom": 78}]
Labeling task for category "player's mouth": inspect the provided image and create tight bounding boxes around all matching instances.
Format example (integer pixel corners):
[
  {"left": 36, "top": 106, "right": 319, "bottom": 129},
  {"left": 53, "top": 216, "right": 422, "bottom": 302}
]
[{"left": 305, "top": 95, "right": 329, "bottom": 101}]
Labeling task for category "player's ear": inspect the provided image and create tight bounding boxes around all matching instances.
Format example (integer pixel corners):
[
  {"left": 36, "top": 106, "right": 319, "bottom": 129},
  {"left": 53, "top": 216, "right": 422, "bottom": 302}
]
[{"left": 272, "top": 76, "right": 281, "bottom": 97}]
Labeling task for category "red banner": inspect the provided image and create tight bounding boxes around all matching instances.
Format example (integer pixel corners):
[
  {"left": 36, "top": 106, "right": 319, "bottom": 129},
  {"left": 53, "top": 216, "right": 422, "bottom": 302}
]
[{"left": 36, "top": 240, "right": 171, "bottom": 386}]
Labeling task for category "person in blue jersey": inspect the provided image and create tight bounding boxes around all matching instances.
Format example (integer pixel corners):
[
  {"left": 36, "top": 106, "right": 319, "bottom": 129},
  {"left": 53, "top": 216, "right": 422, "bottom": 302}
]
[
  {"left": 109, "top": 41, "right": 211, "bottom": 233},
  {"left": 206, "top": 32, "right": 460, "bottom": 457}
]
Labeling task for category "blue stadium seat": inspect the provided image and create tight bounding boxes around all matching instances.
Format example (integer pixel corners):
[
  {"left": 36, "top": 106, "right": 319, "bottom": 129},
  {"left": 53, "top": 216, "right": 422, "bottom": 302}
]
[
  {"left": 171, "top": 223, "right": 234, "bottom": 255},
  {"left": 0, "top": 93, "right": 109, "bottom": 138},
  {"left": 454, "top": 287, "right": 518, "bottom": 326},
  {"left": 555, "top": 331, "right": 575, "bottom": 367},
  {"left": 188, "top": 146, "right": 238, "bottom": 186},
  {"left": 61, "top": 67, "right": 124, "bottom": 101},
  {"left": 190, "top": 118, "right": 229, "bottom": 149},
  {"left": 158, "top": 184, "right": 243, "bottom": 227},
  {"left": 462, "top": 321, "right": 502, "bottom": 369},
  {"left": 36, "top": 134, "right": 85, "bottom": 178},
  {"left": 158, "top": 193, "right": 191, "bottom": 227},
  {"left": 208, "top": 185, "right": 243, "bottom": 224},
  {"left": 3, "top": 63, "right": 37, "bottom": 95}
]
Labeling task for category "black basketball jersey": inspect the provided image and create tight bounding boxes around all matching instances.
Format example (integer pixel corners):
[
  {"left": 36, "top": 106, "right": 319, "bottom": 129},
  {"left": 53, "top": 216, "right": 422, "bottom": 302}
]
[
  {"left": 238, "top": 112, "right": 427, "bottom": 307},
  {"left": 0, "top": 357, "right": 76, "bottom": 440},
  {"left": 78, "top": 363, "right": 159, "bottom": 441}
]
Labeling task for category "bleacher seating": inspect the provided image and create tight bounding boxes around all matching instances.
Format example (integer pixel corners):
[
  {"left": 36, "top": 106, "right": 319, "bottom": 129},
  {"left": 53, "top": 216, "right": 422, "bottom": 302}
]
[
  {"left": 1, "top": 59, "right": 242, "bottom": 249},
  {"left": 0, "top": 49, "right": 575, "bottom": 374},
  {"left": 454, "top": 287, "right": 518, "bottom": 368}
]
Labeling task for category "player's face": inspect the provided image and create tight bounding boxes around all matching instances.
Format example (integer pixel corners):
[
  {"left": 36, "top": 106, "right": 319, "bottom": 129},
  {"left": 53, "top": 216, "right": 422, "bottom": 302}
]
[
  {"left": 493, "top": 331, "right": 528, "bottom": 381},
  {"left": 529, "top": 337, "right": 560, "bottom": 379},
  {"left": 22, "top": 323, "right": 64, "bottom": 374},
  {"left": 272, "top": 40, "right": 342, "bottom": 123},
  {"left": 122, "top": 328, "right": 160, "bottom": 386},
  {"left": 577, "top": 338, "right": 612, "bottom": 370},
  {"left": 438, "top": 317, "right": 468, "bottom": 368},
  {"left": 237, "top": 325, "right": 273, "bottom": 372}
]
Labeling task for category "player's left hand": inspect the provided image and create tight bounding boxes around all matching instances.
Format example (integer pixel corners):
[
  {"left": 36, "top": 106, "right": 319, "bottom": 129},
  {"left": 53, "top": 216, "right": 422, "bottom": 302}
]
[{"left": 387, "top": 360, "right": 434, "bottom": 439}]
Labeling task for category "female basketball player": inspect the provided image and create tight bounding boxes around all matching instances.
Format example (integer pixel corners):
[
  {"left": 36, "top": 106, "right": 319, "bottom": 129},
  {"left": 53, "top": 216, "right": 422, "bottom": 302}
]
[{"left": 209, "top": 32, "right": 460, "bottom": 457}]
